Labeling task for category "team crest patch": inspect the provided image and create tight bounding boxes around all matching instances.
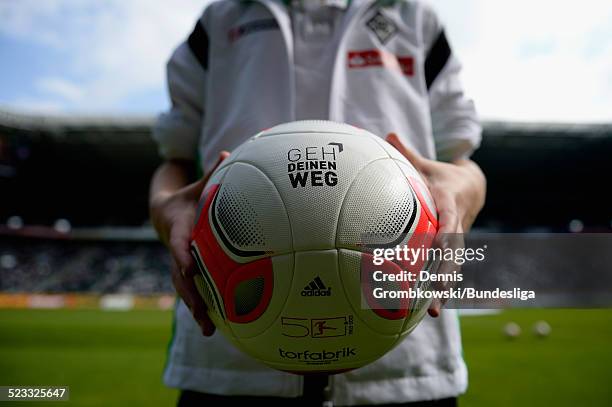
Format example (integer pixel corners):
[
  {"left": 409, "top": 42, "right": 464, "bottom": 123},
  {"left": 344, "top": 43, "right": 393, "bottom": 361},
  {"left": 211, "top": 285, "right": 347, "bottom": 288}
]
[{"left": 366, "top": 11, "right": 397, "bottom": 44}]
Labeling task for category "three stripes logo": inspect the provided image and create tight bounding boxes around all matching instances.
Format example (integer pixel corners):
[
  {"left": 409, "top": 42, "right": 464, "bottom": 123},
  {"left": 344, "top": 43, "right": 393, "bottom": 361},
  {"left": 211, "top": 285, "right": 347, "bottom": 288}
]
[{"left": 301, "top": 276, "right": 332, "bottom": 297}]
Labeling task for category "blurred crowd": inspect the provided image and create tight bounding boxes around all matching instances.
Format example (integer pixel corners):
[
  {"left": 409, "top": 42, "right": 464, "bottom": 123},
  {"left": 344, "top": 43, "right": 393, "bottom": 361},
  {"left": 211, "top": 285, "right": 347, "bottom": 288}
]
[{"left": 0, "top": 238, "right": 173, "bottom": 294}]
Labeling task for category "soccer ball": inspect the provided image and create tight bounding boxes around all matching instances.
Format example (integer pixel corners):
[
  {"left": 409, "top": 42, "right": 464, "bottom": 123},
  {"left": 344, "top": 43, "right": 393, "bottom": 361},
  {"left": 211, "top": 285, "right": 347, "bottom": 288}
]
[{"left": 190, "top": 121, "right": 438, "bottom": 373}]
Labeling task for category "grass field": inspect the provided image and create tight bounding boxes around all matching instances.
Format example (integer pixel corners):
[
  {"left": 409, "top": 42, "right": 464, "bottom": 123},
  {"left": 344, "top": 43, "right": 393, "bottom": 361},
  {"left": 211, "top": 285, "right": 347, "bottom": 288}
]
[{"left": 1, "top": 308, "right": 611, "bottom": 406}]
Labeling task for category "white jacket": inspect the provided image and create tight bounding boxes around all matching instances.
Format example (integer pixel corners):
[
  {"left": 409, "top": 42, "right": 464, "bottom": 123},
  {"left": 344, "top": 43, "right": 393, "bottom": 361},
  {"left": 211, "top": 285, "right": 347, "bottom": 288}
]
[{"left": 154, "top": 0, "right": 481, "bottom": 404}]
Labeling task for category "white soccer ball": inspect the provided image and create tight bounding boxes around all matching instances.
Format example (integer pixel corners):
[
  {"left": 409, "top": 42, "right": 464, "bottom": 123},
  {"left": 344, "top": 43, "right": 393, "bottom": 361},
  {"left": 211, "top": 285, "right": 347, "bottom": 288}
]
[
  {"left": 191, "top": 121, "right": 438, "bottom": 373},
  {"left": 503, "top": 322, "right": 521, "bottom": 339},
  {"left": 533, "top": 320, "right": 551, "bottom": 338}
]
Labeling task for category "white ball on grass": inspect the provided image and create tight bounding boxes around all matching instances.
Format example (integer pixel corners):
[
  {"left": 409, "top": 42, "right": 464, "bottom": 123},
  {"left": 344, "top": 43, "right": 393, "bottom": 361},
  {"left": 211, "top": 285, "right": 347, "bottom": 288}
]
[
  {"left": 533, "top": 320, "right": 551, "bottom": 338},
  {"left": 503, "top": 322, "right": 521, "bottom": 339}
]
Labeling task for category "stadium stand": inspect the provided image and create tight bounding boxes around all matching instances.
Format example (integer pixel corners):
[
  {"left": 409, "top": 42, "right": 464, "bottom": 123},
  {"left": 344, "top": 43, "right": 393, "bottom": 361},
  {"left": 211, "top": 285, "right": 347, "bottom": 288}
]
[{"left": 0, "top": 109, "right": 610, "bottom": 295}]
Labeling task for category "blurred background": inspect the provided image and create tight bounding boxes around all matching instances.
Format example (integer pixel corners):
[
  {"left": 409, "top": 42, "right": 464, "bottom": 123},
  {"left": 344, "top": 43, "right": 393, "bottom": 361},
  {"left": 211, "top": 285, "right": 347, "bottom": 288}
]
[{"left": 0, "top": 0, "right": 611, "bottom": 406}]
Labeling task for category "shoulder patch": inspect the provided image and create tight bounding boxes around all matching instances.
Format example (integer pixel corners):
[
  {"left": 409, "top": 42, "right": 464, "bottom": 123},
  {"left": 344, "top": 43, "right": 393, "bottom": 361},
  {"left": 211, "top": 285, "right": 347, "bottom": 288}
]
[
  {"left": 187, "top": 21, "right": 209, "bottom": 70},
  {"left": 425, "top": 30, "right": 451, "bottom": 89}
]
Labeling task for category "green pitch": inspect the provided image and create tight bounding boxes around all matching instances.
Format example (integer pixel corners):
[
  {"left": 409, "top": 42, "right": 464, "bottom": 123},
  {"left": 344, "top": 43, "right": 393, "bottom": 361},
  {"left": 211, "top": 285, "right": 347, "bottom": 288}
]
[
  {"left": 459, "top": 309, "right": 612, "bottom": 406},
  {"left": 0, "top": 308, "right": 611, "bottom": 406},
  {"left": 0, "top": 309, "right": 177, "bottom": 406}
]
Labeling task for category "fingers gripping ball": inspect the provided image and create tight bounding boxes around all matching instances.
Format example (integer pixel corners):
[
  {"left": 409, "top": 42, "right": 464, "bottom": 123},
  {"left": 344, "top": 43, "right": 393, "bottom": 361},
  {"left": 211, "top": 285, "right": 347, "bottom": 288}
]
[{"left": 190, "top": 120, "right": 438, "bottom": 374}]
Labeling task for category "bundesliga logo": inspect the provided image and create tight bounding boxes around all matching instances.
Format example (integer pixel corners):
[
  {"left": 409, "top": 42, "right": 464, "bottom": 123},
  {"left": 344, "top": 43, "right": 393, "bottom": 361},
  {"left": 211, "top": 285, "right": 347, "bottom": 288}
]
[
  {"left": 279, "top": 347, "right": 357, "bottom": 361},
  {"left": 301, "top": 276, "right": 332, "bottom": 297}
]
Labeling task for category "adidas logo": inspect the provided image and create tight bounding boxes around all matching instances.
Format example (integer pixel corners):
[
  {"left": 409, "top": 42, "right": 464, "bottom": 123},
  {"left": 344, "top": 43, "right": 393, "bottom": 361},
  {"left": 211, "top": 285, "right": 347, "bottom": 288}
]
[{"left": 301, "top": 276, "right": 332, "bottom": 297}]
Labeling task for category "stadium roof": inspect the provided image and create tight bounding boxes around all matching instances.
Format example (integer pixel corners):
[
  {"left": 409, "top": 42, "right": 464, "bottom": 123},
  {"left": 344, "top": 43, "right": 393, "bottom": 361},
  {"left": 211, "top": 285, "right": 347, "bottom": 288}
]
[
  {"left": 1, "top": 107, "right": 610, "bottom": 138},
  {"left": 0, "top": 108, "right": 155, "bottom": 135}
]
